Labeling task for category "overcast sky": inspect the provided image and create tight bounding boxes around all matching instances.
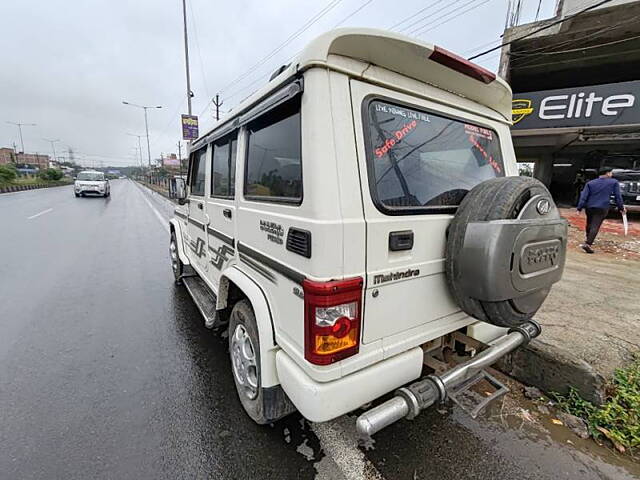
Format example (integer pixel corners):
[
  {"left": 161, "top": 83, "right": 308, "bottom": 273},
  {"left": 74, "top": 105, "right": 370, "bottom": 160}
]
[{"left": 1, "top": 0, "right": 555, "bottom": 167}]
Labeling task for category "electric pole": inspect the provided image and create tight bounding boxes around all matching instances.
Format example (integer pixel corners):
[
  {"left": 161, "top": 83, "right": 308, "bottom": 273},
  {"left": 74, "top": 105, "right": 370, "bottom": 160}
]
[
  {"left": 43, "top": 138, "right": 60, "bottom": 163},
  {"left": 177, "top": 141, "right": 183, "bottom": 177},
  {"left": 6, "top": 121, "right": 36, "bottom": 153},
  {"left": 212, "top": 94, "right": 223, "bottom": 121},
  {"left": 182, "top": 0, "right": 193, "bottom": 115},
  {"left": 67, "top": 147, "right": 75, "bottom": 164}
]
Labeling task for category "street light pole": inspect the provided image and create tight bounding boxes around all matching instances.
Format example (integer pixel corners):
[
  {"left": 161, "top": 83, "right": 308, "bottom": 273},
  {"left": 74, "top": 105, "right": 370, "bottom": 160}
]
[
  {"left": 143, "top": 108, "right": 152, "bottom": 168},
  {"left": 122, "top": 101, "right": 162, "bottom": 169},
  {"left": 43, "top": 138, "right": 60, "bottom": 163},
  {"left": 7, "top": 121, "right": 36, "bottom": 153}
]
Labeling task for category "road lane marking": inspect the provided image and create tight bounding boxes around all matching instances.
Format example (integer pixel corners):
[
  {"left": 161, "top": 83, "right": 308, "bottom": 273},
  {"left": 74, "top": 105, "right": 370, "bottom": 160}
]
[
  {"left": 312, "top": 417, "right": 384, "bottom": 480},
  {"left": 27, "top": 208, "right": 53, "bottom": 220},
  {"left": 135, "top": 182, "right": 169, "bottom": 232}
]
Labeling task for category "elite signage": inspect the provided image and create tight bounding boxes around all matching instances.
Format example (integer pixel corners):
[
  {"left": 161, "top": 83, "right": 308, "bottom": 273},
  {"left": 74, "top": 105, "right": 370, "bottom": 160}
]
[{"left": 511, "top": 80, "right": 640, "bottom": 130}]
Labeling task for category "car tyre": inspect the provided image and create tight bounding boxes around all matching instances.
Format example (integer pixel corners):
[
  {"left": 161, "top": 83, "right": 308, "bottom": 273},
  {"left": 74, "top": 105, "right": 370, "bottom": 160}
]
[
  {"left": 229, "top": 299, "right": 295, "bottom": 424},
  {"left": 170, "top": 231, "right": 183, "bottom": 284},
  {"left": 446, "top": 176, "right": 553, "bottom": 328},
  {"left": 74, "top": 193, "right": 80, "bottom": 197}
]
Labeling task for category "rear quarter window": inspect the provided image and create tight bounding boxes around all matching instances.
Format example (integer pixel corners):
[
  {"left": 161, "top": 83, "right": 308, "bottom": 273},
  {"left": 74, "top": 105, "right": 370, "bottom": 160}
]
[
  {"left": 364, "top": 99, "right": 504, "bottom": 214},
  {"left": 244, "top": 98, "right": 302, "bottom": 203}
]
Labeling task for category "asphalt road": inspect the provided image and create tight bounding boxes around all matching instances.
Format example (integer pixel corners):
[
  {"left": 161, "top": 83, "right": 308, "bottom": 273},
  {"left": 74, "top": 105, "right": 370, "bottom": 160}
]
[{"left": 1, "top": 180, "right": 637, "bottom": 480}]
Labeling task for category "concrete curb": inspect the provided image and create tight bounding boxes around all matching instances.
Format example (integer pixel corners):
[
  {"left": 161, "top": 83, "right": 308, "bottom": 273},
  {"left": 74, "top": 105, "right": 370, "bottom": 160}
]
[
  {"left": 497, "top": 338, "right": 606, "bottom": 405},
  {"left": 0, "top": 182, "right": 70, "bottom": 194}
]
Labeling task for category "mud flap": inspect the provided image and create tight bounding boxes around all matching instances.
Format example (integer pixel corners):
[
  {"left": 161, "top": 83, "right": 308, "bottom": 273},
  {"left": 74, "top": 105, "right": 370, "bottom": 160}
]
[{"left": 447, "top": 369, "right": 509, "bottom": 418}]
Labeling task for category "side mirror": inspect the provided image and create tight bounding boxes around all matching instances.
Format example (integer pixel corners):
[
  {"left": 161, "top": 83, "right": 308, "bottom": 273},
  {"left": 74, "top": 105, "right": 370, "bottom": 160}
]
[{"left": 175, "top": 178, "right": 188, "bottom": 205}]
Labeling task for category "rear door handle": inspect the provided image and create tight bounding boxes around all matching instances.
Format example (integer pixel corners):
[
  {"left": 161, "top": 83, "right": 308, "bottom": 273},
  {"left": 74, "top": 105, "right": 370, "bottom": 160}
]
[
  {"left": 389, "top": 230, "right": 414, "bottom": 251},
  {"left": 197, "top": 202, "right": 203, "bottom": 210},
  {"left": 223, "top": 208, "right": 232, "bottom": 219}
]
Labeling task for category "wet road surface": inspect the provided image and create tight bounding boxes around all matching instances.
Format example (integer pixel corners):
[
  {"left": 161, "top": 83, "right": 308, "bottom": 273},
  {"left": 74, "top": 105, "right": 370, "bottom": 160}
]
[{"left": 1, "top": 180, "right": 638, "bottom": 480}]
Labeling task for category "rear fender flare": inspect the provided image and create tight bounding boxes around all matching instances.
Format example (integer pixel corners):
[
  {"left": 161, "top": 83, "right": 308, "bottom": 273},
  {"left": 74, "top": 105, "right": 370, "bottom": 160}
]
[
  {"left": 219, "top": 267, "right": 279, "bottom": 388},
  {"left": 169, "top": 218, "right": 190, "bottom": 265}
]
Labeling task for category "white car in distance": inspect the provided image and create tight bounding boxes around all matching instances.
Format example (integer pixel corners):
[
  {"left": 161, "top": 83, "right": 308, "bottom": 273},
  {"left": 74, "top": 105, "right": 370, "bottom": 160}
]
[{"left": 74, "top": 171, "right": 110, "bottom": 197}]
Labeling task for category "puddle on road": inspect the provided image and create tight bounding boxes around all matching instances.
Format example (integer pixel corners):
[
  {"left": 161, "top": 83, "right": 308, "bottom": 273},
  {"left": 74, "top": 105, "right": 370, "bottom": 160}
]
[
  {"left": 264, "top": 363, "right": 637, "bottom": 480},
  {"left": 455, "top": 372, "right": 640, "bottom": 480},
  {"left": 270, "top": 369, "right": 638, "bottom": 480}
]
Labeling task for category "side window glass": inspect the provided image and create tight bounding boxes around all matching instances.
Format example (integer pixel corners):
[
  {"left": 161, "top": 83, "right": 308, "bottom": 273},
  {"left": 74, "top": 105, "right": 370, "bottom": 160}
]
[
  {"left": 211, "top": 134, "right": 238, "bottom": 198},
  {"left": 245, "top": 98, "right": 301, "bottom": 202},
  {"left": 189, "top": 148, "right": 207, "bottom": 196},
  {"left": 212, "top": 142, "right": 230, "bottom": 197}
]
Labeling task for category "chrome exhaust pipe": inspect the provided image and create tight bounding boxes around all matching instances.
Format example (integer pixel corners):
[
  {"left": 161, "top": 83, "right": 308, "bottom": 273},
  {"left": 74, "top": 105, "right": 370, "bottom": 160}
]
[{"left": 355, "top": 321, "right": 541, "bottom": 437}]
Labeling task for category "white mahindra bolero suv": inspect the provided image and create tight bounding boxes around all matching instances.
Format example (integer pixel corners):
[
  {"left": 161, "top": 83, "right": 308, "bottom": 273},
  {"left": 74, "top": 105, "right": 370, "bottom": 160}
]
[{"left": 169, "top": 29, "right": 567, "bottom": 436}]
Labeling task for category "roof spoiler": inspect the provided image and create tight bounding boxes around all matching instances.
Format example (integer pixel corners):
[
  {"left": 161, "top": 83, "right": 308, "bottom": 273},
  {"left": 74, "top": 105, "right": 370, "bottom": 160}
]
[{"left": 297, "top": 28, "right": 512, "bottom": 121}]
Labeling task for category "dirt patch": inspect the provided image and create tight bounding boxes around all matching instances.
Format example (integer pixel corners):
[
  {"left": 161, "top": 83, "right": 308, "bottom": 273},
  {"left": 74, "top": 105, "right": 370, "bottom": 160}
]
[
  {"left": 560, "top": 208, "right": 640, "bottom": 259},
  {"left": 534, "top": 211, "right": 640, "bottom": 380}
]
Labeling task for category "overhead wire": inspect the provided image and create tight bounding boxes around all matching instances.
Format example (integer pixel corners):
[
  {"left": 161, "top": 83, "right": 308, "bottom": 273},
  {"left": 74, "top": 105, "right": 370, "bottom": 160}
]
[
  {"left": 333, "top": 0, "right": 376, "bottom": 28},
  {"left": 513, "top": 46, "right": 640, "bottom": 70},
  {"left": 471, "top": 0, "right": 605, "bottom": 65},
  {"left": 467, "top": 0, "right": 615, "bottom": 60},
  {"left": 187, "top": 0, "right": 211, "bottom": 101},
  {"left": 516, "top": 32, "right": 640, "bottom": 56},
  {"left": 223, "top": 0, "right": 376, "bottom": 106},
  {"left": 214, "top": 0, "right": 344, "bottom": 96},
  {"left": 390, "top": 0, "right": 450, "bottom": 32},
  {"left": 413, "top": 0, "right": 494, "bottom": 38},
  {"left": 405, "top": 0, "right": 468, "bottom": 36},
  {"left": 509, "top": 13, "right": 640, "bottom": 69}
]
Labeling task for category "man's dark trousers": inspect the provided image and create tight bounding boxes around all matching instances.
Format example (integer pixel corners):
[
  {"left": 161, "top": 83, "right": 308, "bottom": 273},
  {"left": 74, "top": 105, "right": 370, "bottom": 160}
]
[{"left": 585, "top": 207, "right": 609, "bottom": 245}]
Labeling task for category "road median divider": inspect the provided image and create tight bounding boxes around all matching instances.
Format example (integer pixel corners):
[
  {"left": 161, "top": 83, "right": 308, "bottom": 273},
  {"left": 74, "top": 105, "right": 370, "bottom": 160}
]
[{"left": 0, "top": 181, "right": 71, "bottom": 194}]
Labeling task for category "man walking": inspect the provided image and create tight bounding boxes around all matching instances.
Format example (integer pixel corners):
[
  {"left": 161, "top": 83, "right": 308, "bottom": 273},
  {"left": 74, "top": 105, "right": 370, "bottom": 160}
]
[{"left": 577, "top": 167, "right": 625, "bottom": 253}]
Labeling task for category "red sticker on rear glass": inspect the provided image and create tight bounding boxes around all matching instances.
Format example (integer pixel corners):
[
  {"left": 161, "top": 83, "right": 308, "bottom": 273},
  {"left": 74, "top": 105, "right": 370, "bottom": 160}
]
[
  {"left": 464, "top": 124, "right": 493, "bottom": 140},
  {"left": 375, "top": 120, "right": 418, "bottom": 158}
]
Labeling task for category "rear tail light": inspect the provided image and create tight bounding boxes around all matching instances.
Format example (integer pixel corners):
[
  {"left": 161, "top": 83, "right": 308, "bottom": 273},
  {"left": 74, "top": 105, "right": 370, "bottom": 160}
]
[
  {"left": 429, "top": 46, "right": 496, "bottom": 84},
  {"left": 303, "top": 277, "right": 363, "bottom": 365}
]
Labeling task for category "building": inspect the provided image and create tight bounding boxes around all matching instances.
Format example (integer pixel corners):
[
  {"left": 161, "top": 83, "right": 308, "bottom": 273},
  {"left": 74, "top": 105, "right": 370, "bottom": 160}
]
[
  {"left": 500, "top": 0, "right": 640, "bottom": 205},
  {"left": 0, "top": 147, "right": 16, "bottom": 165},
  {"left": 162, "top": 153, "right": 180, "bottom": 167},
  {"left": 0, "top": 147, "right": 50, "bottom": 168}
]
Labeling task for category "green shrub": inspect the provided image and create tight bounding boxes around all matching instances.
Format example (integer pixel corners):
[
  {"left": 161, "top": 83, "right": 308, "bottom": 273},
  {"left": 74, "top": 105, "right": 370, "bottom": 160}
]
[
  {"left": 554, "top": 354, "right": 640, "bottom": 453},
  {"left": 38, "top": 168, "right": 63, "bottom": 181},
  {"left": 0, "top": 164, "right": 17, "bottom": 183}
]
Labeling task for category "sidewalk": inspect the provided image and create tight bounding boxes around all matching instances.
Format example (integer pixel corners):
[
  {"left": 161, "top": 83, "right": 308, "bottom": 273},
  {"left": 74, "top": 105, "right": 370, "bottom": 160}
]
[{"left": 500, "top": 209, "right": 640, "bottom": 404}]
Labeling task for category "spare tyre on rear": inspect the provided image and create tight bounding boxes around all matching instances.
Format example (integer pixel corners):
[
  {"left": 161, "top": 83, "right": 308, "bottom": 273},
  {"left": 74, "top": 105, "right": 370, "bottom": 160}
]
[{"left": 445, "top": 176, "right": 567, "bottom": 328}]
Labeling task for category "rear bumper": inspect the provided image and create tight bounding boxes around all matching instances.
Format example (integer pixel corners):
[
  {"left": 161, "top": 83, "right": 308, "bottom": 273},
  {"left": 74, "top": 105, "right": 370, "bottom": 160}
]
[{"left": 276, "top": 347, "right": 423, "bottom": 422}]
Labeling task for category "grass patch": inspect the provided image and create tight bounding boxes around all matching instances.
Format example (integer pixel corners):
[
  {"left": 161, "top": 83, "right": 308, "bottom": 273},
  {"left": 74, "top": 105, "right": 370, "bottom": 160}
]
[
  {"left": 0, "top": 176, "right": 72, "bottom": 189},
  {"left": 553, "top": 354, "right": 640, "bottom": 454}
]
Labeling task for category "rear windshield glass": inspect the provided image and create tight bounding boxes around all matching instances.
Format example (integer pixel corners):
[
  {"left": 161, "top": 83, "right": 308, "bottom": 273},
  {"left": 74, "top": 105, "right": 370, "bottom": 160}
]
[
  {"left": 365, "top": 100, "right": 504, "bottom": 212},
  {"left": 77, "top": 172, "right": 104, "bottom": 181}
]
